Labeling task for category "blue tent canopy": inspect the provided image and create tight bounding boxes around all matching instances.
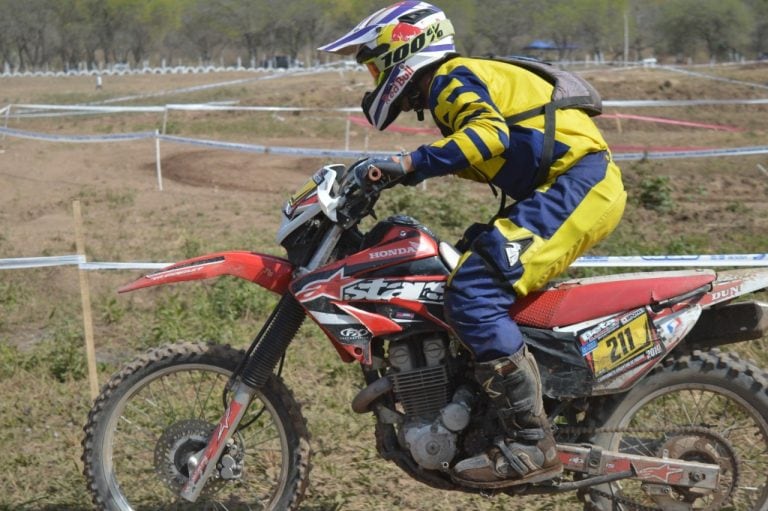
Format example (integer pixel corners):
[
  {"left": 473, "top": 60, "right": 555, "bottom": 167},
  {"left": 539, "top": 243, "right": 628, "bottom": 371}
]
[{"left": 524, "top": 40, "right": 580, "bottom": 51}]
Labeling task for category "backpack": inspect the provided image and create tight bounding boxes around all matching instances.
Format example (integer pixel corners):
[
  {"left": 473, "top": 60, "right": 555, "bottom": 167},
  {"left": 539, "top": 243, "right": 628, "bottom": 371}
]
[{"left": 489, "top": 56, "right": 603, "bottom": 192}]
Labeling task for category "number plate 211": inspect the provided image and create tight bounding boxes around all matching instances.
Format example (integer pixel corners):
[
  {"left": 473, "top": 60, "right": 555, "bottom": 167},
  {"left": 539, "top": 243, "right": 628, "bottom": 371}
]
[{"left": 578, "top": 308, "right": 661, "bottom": 381}]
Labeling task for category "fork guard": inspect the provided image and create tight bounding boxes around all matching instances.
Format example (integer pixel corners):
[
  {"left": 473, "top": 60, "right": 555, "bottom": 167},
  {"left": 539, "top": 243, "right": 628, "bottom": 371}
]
[{"left": 118, "top": 251, "right": 294, "bottom": 294}]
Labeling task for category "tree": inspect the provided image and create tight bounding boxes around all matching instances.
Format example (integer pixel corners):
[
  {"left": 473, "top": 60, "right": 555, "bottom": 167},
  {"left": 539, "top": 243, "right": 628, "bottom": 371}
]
[
  {"left": 109, "top": 0, "right": 181, "bottom": 65},
  {"left": 745, "top": 0, "right": 768, "bottom": 56},
  {"left": 626, "top": 0, "right": 666, "bottom": 61},
  {"left": 175, "top": 0, "right": 231, "bottom": 64},
  {"left": 659, "top": 0, "right": 753, "bottom": 61},
  {"left": 576, "top": 0, "right": 627, "bottom": 62},
  {"left": 0, "top": 0, "right": 54, "bottom": 70},
  {"left": 214, "top": 0, "right": 272, "bottom": 66}
]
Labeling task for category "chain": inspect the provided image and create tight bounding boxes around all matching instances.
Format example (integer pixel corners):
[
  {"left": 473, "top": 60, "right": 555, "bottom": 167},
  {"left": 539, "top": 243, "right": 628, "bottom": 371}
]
[{"left": 555, "top": 424, "right": 739, "bottom": 511}]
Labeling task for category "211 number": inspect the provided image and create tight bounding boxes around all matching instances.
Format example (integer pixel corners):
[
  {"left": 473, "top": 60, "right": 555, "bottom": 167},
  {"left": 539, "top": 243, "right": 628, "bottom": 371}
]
[{"left": 606, "top": 328, "right": 635, "bottom": 363}]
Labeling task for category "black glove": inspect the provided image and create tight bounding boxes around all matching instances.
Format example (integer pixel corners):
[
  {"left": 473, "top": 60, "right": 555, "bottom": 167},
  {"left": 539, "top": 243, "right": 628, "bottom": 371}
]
[{"left": 352, "top": 156, "right": 407, "bottom": 189}]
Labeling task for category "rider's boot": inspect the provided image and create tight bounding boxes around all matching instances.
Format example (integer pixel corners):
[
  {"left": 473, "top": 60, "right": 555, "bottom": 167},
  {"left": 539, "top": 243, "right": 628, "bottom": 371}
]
[{"left": 453, "top": 346, "right": 562, "bottom": 488}]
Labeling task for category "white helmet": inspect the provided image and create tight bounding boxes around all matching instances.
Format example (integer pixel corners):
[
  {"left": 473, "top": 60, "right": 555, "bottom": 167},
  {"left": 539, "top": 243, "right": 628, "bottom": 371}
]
[{"left": 319, "top": 1, "right": 455, "bottom": 130}]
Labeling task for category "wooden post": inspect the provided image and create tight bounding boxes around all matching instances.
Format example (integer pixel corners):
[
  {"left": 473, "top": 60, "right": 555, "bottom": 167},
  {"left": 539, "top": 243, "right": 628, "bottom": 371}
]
[
  {"left": 155, "top": 130, "right": 163, "bottom": 191},
  {"left": 73, "top": 200, "right": 100, "bottom": 400},
  {"left": 1, "top": 105, "right": 10, "bottom": 151},
  {"left": 344, "top": 118, "right": 351, "bottom": 151}
]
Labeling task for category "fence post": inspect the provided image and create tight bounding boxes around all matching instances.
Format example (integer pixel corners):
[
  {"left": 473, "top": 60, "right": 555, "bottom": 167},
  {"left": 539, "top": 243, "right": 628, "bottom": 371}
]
[
  {"left": 73, "top": 200, "right": 100, "bottom": 400},
  {"left": 1, "top": 105, "right": 10, "bottom": 148},
  {"left": 345, "top": 117, "right": 351, "bottom": 151},
  {"left": 155, "top": 130, "right": 163, "bottom": 191}
]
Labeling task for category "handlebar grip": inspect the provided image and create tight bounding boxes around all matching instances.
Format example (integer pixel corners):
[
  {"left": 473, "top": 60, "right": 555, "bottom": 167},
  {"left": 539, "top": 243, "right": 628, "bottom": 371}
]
[{"left": 367, "top": 166, "right": 383, "bottom": 182}]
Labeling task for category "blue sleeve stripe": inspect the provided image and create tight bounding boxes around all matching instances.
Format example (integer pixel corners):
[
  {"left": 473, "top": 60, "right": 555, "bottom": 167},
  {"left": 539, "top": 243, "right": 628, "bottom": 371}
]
[{"left": 464, "top": 127, "right": 493, "bottom": 160}]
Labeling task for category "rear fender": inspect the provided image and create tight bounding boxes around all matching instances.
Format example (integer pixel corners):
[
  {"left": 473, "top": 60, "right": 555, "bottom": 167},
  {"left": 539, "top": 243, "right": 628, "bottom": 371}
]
[
  {"left": 118, "top": 251, "right": 294, "bottom": 294},
  {"left": 699, "top": 268, "right": 768, "bottom": 307}
]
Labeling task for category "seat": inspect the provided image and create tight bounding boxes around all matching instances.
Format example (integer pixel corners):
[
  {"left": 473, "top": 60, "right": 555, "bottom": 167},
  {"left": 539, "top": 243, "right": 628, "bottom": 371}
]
[{"left": 510, "top": 270, "right": 716, "bottom": 328}]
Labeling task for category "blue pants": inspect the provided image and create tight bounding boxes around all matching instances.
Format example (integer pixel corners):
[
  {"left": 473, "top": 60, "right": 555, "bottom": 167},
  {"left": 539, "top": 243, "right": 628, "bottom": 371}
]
[{"left": 444, "top": 152, "right": 626, "bottom": 362}]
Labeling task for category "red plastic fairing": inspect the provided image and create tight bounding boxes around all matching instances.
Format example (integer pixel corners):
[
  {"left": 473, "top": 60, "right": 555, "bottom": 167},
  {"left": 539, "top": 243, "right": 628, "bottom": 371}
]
[{"left": 118, "top": 251, "right": 294, "bottom": 294}]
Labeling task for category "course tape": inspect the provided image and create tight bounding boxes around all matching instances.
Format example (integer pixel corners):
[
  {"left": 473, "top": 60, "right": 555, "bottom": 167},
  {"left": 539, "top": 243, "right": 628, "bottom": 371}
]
[
  {"left": 158, "top": 134, "right": 391, "bottom": 158},
  {"left": 0, "top": 255, "right": 84, "bottom": 269},
  {"left": 572, "top": 254, "right": 768, "bottom": 268},
  {"left": 0, "top": 126, "right": 156, "bottom": 143},
  {"left": 2, "top": 126, "right": 766, "bottom": 160},
  {"left": 5, "top": 98, "right": 768, "bottom": 119},
  {"left": 661, "top": 65, "right": 768, "bottom": 91},
  {"left": 92, "top": 70, "right": 327, "bottom": 105},
  {"left": 1, "top": 125, "right": 767, "bottom": 160},
  {"left": 160, "top": 134, "right": 768, "bottom": 161},
  {"left": 4, "top": 254, "right": 768, "bottom": 271},
  {"left": 599, "top": 113, "right": 743, "bottom": 132},
  {"left": 603, "top": 98, "right": 768, "bottom": 107},
  {"left": 611, "top": 145, "right": 768, "bottom": 161}
]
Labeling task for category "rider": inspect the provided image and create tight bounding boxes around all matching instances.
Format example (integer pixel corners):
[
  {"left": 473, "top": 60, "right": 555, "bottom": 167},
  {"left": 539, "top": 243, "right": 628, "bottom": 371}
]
[{"left": 320, "top": 1, "right": 626, "bottom": 488}]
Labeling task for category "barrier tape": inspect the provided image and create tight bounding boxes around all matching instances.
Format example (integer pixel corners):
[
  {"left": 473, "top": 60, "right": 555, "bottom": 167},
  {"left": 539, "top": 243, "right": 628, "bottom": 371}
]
[
  {"left": 158, "top": 133, "right": 390, "bottom": 158},
  {"left": 14, "top": 104, "right": 165, "bottom": 113},
  {"left": 9, "top": 103, "right": 359, "bottom": 117},
  {"left": 92, "top": 70, "right": 324, "bottom": 105},
  {"left": 79, "top": 262, "right": 168, "bottom": 270},
  {"left": 661, "top": 66, "right": 768, "bottom": 91},
  {"left": 159, "top": 134, "right": 768, "bottom": 161},
  {"left": 165, "top": 104, "right": 359, "bottom": 113},
  {"left": 0, "top": 126, "right": 156, "bottom": 143},
  {"left": 4, "top": 253, "right": 768, "bottom": 271},
  {"left": 603, "top": 98, "right": 768, "bottom": 107},
  {"left": 599, "top": 113, "right": 743, "bottom": 132},
  {"left": 0, "top": 255, "right": 84, "bottom": 269},
  {"left": 571, "top": 254, "right": 768, "bottom": 268},
  {"left": 611, "top": 145, "right": 768, "bottom": 161},
  {"left": 348, "top": 115, "right": 439, "bottom": 135},
  {"left": 5, "top": 98, "right": 768, "bottom": 119},
  {"left": 2, "top": 125, "right": 766, "bottom": 160}
]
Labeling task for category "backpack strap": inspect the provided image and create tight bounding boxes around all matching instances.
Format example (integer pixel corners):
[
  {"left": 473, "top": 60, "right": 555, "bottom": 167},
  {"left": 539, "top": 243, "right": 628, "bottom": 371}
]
[{"left": 505, "top": 95, "right": 592, "bottom": 191}]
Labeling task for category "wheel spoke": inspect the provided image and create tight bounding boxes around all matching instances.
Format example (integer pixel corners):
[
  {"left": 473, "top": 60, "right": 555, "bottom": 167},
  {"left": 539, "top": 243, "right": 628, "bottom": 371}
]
[
  {"left": 592, "top": 355, "right": 768, "bottom": 511},
  {"left": 83, "top": 345, "right": 307, "bottom": 511}
]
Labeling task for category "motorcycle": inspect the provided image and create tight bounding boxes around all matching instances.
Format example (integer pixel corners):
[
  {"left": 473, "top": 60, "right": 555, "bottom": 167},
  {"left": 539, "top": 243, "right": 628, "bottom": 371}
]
[{"left": 82, "top": 162, "right": 768, "bottom": 510}]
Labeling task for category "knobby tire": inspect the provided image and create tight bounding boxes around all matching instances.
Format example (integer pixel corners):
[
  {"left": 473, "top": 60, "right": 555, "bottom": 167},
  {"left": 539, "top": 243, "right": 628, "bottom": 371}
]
[{"left": 82, "top": 342, "right": 311, "bottom": 511}]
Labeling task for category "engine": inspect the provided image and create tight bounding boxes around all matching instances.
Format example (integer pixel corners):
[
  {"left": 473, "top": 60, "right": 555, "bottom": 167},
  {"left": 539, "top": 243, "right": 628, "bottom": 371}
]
[{"left": 386, "top": 335, "right": 474, "bottom": 471}]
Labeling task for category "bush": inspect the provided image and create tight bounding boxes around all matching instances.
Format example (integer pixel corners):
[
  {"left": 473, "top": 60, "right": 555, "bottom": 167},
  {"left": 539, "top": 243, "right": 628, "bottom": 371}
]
[{"left": 638, "top": 174, "right": 675, "bottom": 212}]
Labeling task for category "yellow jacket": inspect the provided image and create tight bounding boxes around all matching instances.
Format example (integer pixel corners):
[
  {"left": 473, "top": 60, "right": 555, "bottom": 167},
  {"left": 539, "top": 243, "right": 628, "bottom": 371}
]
[{"left": 410, "top": 57, "right": 610, "bottom": 200}]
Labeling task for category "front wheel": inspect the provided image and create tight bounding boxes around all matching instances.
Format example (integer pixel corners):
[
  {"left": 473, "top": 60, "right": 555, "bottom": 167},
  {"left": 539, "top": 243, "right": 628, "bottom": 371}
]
[
  {"left": 584, "top": 349, "right": 768, "bottom": 511},
  {"left": 82, "top": 342, "right": 311, "bottom": 510}
]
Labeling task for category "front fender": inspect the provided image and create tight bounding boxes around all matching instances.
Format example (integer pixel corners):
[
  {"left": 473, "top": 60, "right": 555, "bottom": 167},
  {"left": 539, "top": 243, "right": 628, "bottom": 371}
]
[{"left": 118, "top": 251, "right": 294, "bottom": 294}]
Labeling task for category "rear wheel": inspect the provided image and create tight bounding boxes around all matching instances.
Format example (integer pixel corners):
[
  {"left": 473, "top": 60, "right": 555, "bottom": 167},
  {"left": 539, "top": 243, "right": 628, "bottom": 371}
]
[
  {"left": 82, "top": 342, "right": 311, "bottom": 510},
  {"left": 584, "top": 350, "right": 768, "bottom": 510}
]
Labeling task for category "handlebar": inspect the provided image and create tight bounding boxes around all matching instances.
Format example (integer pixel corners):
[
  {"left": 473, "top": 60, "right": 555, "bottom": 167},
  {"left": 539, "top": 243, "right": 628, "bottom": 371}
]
[{"left": 367, "top": 165, "right": 384, "bottom": 182}]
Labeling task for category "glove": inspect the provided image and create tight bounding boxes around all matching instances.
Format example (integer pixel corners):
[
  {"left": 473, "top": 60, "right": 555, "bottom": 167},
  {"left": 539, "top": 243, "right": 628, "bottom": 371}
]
[
  {"left": 400, "top": 170, "right": 428, "bottom": 187},
  {"left": 352, "top": 156, "right": 407, "bottom": 189}
]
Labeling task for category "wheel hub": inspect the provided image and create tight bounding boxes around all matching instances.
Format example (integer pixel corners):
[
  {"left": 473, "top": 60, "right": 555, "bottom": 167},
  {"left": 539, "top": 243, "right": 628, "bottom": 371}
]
[
  {"left": 644, "top": 432, "right": 738, "bottom": 510},
  {"left": 153, "top": 418, "right": 245, "bottom": 496}
]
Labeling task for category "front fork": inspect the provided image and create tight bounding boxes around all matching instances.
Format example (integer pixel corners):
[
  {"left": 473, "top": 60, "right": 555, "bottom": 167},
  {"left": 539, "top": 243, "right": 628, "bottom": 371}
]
[
  {"left": 181, "top": 292, "right": 307, "bottom": 502},
  {"left": 179, "top": 225, "right": 343, "bottom": 501},
  {"left": 180, "top": 381, "right": 256, "bottom": 502}
]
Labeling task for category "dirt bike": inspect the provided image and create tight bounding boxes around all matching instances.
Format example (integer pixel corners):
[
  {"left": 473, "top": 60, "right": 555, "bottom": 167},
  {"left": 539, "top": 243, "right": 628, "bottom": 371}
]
[{"left": 82, "top": 162, "right": 768, "bottom": 510}]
